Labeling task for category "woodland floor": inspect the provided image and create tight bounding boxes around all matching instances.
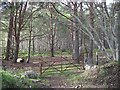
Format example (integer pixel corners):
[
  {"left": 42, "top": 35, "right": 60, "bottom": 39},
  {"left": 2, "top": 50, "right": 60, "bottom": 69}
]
[{"left": 2, "top": 56, "right": 119, "bottom": 88}]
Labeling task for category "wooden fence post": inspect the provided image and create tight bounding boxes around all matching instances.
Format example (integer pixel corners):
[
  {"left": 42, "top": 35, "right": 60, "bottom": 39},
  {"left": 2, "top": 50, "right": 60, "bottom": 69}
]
[{"left": 39, "top": 62, "right": 43, "bottom": 75}]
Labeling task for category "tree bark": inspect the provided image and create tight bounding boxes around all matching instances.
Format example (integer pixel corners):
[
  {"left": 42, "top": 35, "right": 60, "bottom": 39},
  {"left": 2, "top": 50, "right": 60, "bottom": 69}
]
[
  {"left": 88, "top": 2, "right": 94, "bottom": 64},
  {"left": 14, "top": 40, "right": 20, "bottom": 63},
  {"left": 117, "top": 3, "right": 120, "bottom": 62},
  {"left": 79, "top": 2, "right": 84, "bottom": 69},
  {"left": 27, "top": 7, "right": 32, "bottom": 63},
  {"left": 49, "top": 3, "right": 56, "bottom": 57},
  {"left": 5, "top": 2, "right": 14, "bottom": 61},
  {"left": 32, "top": 35, "right": 35, "bottom": 55},
  {"left": 14, "top": 2, "right": 27, "bottom": 63},
  {"left": 50, "top": 8, "right": 54, "bottom": 57},
  {"left": 51, "top": 35, "right": 54, "bottom": 57},
  {"left": 73, "top": 2, "right": 79, "bottom": 64},
  {"left": 14, "top": 3, "right": 22, "bottom": 63}
]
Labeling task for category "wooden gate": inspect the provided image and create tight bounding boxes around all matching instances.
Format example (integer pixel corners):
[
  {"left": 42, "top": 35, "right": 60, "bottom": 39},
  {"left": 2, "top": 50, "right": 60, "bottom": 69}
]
[{"left": 38, "top": 56, "right": 82, "bottom": 75}]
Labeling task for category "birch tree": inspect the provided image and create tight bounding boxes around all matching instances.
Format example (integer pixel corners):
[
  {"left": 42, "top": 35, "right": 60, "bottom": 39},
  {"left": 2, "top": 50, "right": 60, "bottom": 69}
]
[
  {"left": 52, "top": 1, "right": 119, "bottom": 62},
  {"left": 116, "top": 2, "right": 120, "bottom": 62}
]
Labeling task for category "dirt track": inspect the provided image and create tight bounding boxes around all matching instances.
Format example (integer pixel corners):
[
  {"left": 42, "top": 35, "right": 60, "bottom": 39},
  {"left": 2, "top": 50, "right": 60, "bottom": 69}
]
[{"left": 2, "top": 56, "right": 74, "bottom": 69}]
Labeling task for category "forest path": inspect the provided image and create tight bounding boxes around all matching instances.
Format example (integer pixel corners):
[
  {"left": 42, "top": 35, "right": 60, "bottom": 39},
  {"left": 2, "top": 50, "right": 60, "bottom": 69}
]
[
  {"left": 44, "top": 75, "right": 73, "bottom": 88},
  {"left": 2, "top": 56, "right": 118, "bottom": 88}
]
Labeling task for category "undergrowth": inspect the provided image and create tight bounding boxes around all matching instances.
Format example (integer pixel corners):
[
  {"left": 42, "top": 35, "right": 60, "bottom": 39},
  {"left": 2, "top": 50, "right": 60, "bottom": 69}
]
[{"left": 1, "top": 70, "right": 34, "bottom": 88}]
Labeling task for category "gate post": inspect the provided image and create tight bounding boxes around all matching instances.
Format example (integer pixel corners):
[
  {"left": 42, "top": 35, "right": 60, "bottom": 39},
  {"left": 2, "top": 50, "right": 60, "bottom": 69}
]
[{"left": 39, "top": 62, "right": 43, "bottom": 75}]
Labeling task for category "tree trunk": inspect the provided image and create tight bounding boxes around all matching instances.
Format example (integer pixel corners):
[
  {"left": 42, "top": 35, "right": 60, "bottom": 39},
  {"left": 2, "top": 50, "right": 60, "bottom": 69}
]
[
  {"left": 73, "top": 2, "right": 79, "bottom": 64},
  {"left": 117, "top": 3, "right": 120, "bottom": 62},
  {"left": 68, "top": 2, "right": 74, "bottom": 52},
  {"left": 27, "top": 29, "right": 32, "bottom": 63},
  {"left": 50, "top": 12, "right": 54, "bottom": 57},
  {"left": 14, "top": 2, "right": 27, "bottom": 63},
  {"left": 49, "top": 4, "right": 55, "bottom": 57},
  {"left": 32, "top": 35, "right": 35, "bottom": 55},
  {"left": 51, "top": 35, "right": 54, "bottom": 57},
  {"left": 11, "top": 35, "right": 15, "bottom": 59},
  {"left": 79, "top": 2, "right": 84, "bottom": 69},
  {"left": 14, "top": 3, "right": 22, "bottom": 63},
  {"left": 14, "top": 40, "right": 20, "bottom": 63},
  {"left": 27, "top": 7, "right": 33, "bottom": 63},
  {"left": 88, "top": 2, "right": 94, "bottom": 64},
  {"left": 5, "top": 3, "right": 14, "bottom": 60}
]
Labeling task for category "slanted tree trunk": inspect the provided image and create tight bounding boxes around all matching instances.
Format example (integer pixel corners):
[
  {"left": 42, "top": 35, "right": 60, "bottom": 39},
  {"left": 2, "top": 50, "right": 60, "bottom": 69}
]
[
  {"left": 115, "top": 2, "right": 120, "bottom": 84},
  {"left": 117, "top": 2, "right": 120, "bottom": 62},
  {"left": 5, "top": 2, "right": 14, "bottom": 60}
]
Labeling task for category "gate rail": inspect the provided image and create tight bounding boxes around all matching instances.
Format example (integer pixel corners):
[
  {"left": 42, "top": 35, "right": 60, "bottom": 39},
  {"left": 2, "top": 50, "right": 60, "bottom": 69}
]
[{"left": 38, "top": 56, "right": 82, "bottom": 75}]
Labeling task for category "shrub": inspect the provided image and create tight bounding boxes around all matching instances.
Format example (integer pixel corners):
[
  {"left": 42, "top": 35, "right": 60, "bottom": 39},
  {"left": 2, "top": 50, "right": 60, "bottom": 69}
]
[{"left": 1, "top": 70, "right": 33, "bottom": 88}]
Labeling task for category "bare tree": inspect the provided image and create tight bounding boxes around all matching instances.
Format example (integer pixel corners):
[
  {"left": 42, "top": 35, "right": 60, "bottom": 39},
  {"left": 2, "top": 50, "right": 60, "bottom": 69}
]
[
  {"left": 88, "top": 2, "right": 94, "bottom": 64},
  {"left": 52, "top": 2, "right": 118, "bottom": 61},
  {"left": 27, "top": 5, "right": 33, "bottom": 63},
  {"left": 116, "top": 2, "right": 120, "bottom": 62},
  {"left": 5, "top": 2, "right": 14, "bottom": 60},
  {"left": 72, "top": 2, "right": 80, "bottom": 64},
  {"left": 48, "top": 3, "right": 57, "bottom": 57},
  {"left": 14, "top": 2, "right": 27, "bottom": 63}
]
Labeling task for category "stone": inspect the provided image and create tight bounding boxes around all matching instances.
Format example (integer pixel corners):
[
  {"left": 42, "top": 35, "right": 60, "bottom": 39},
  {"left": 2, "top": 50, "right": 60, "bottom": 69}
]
[{"left": 24, "top": 70, "right": 38, "bottom": 79}]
